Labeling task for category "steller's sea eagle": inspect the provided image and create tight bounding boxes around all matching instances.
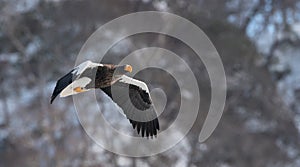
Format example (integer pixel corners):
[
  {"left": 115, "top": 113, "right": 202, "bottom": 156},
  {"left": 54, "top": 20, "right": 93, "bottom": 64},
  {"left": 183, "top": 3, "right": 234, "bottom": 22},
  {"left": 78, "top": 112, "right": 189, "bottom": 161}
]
[{"left": 50, "top": 61, "right": 159, "bottom": 138}]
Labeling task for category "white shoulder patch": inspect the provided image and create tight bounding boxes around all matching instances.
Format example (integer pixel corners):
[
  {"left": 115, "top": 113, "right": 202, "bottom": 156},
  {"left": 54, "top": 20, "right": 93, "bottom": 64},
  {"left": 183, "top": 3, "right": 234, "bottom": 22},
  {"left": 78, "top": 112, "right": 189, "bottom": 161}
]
[
  {"left": 60, "top": 77, "right": 92, "bottom": 97},
  {"left": 72, "top": 60, "right": 103, "bottom": 75},
  {"left": 119, "top": 75, "right": 150, "bottom": 93}
]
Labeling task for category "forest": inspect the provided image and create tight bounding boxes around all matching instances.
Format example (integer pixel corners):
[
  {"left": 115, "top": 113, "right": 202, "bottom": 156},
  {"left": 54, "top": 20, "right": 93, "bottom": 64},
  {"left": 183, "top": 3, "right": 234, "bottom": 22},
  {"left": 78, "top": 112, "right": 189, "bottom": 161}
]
[{"left": 1, "top": 0, "right": 300, "bottom": 166}]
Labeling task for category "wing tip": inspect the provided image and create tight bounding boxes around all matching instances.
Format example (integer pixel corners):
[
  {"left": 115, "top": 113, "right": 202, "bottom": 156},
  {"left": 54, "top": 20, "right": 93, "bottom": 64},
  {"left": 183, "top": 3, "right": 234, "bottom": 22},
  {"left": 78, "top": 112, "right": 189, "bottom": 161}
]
[
  {"left": 130, "top": 119, "right": 159, "bottom": 139},
  {"left": 50, "top": 95, "right": 56, "bottom": 104}
]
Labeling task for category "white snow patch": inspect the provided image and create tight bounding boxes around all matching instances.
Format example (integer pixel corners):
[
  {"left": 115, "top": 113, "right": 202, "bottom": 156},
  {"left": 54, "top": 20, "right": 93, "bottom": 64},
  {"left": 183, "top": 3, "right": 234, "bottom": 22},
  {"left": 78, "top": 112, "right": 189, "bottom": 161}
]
[
  {"left": 153, "top": 1, "right": 169, "bottom": 11},
  {"left": 198, "top": 143, "right": 208, "bottom": 151},
  {"left": 25, "top": 38, "right": 41, "bottom": 56},
  {"left": 117, "top": 156, "right": 132, "bottom": 167},
  {"left": 15, "top": 0, "right": 40, "bottom": 13},
  {"left": 276, "top": 139, "right": 299, "bottom": 159},
  {"left": 245, "top": 118, "right": 276, "bottom": 133},
  {"left": 292, "top": 22, "right": 300, "bottom": 35},
  {"left": 0, "top": 52, "right": 20, "bottom": 63}
]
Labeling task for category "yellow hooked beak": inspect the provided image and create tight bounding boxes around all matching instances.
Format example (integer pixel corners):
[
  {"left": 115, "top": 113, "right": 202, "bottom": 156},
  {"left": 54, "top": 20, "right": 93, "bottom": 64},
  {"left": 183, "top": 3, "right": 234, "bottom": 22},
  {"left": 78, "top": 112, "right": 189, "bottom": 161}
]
[
  {"left": 124, "top": 65, "right": 132, "bottom": 73},
  {"left": 73, "top": 87, "right": 85, "bottom": 93}
]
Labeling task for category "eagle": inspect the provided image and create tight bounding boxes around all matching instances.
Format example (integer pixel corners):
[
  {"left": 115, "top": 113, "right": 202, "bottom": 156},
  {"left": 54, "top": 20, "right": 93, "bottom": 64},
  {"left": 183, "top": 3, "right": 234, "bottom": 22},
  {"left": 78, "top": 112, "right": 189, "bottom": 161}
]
[{"left": 50, "top": 61, "right": 159, "bottom": 138}]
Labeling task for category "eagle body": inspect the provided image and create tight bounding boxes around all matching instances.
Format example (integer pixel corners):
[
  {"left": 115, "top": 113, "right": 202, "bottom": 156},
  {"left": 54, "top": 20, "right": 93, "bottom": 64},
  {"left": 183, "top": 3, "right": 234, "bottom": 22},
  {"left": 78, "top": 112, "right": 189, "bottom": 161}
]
[
  {"left": 51, "top": 61, "right": 159, "bottom": 138},
  {"left": 76, "top": 64, "right": 116, "bottom": 88}
]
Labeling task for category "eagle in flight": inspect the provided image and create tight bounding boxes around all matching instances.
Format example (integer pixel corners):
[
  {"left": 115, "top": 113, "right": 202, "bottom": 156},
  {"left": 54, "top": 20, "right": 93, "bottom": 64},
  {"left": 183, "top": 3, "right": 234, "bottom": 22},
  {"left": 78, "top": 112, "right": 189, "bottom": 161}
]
[{"left": 50, "top": 61, "right": 159, "bottom": 138}]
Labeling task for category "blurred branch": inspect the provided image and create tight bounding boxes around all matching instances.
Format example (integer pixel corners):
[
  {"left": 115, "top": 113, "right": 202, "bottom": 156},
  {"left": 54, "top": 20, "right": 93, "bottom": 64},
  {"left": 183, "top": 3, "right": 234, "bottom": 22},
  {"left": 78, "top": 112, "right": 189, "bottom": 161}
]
[
  {"left": 266, "top": 37, "right": 300, "bottom": 66},
  {"left": 0, "top": 97, "right": 10, "bottom": 128},
  {"left": 5, "top": 22, "right": 26, "bottom": 55},
  {"left": 132, "top": 0, "right": 142, "bottom": 11},
  {"left": 132, "top": 158, "right": 137, "bottom": 167},
  {"left": 241, "top": 0, "right": 264, "bottom": 32}
]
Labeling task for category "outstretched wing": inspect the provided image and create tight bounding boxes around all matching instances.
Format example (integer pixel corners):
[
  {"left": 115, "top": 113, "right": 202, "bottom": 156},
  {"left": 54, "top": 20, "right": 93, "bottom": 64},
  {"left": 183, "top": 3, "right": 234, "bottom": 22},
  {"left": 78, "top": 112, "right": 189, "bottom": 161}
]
[
  {"left": 50, "top": 69, "right": 75, "bottom": 103},
  {"left": 50, "top": 61, "right": 103, "bottom": 104},
  {"left": 101, "top": 75, "right": 160, "bottom": 138}
]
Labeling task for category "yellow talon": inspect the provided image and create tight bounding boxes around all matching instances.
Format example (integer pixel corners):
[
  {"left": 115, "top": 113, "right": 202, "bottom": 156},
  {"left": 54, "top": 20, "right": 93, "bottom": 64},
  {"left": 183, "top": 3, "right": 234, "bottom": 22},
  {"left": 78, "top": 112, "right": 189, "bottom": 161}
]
[{"left": 74, "top": 87, "right": 83, "bottom": 92}]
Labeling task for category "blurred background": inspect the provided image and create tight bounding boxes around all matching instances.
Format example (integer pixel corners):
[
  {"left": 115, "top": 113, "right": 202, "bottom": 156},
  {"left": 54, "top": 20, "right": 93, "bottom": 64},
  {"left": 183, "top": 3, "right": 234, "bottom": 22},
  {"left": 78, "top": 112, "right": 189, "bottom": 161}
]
[{"left": 1, "top": 0, "right": 300, "bottom": 166}]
